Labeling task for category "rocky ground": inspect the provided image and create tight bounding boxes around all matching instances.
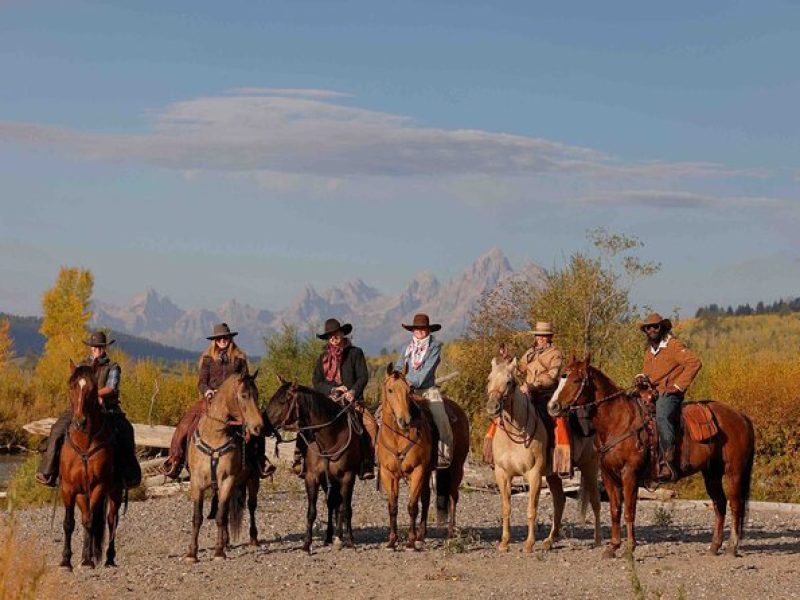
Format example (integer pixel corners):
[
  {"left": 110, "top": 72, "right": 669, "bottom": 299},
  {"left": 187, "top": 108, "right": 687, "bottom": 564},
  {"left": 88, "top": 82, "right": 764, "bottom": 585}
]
[{"left": 13, "top": 465, "right": 800, "bottom": 600}]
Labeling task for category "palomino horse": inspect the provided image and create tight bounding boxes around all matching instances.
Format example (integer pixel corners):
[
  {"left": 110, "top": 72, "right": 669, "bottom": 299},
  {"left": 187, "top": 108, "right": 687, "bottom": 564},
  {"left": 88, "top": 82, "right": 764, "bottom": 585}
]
[
  {"left": 549, "top": 356, "right": 755, "bottom": 558},
  {"left": 266, "top": 381, "right": 363, "bottom": 553},
  {"left": 378, "top": 365, "right": 470, "bottom": 549},
  {"left": 59, "top": 360, "right": 124, "bottom": 570},
  {"left": 185, "top": 371, "right": 263, "bottom": 562}
]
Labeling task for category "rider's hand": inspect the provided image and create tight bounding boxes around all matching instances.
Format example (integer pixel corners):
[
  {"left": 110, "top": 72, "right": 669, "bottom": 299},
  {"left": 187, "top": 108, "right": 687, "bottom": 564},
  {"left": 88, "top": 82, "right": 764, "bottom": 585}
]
[
  {"left": 334, "top": 385, "right": 348, "bottom": 393},
  {"left": 520, "top": 383, "right": 529, "bottom": 394},
  {"left": 343, "top": 391, "right": 355, "bottom": 402}
]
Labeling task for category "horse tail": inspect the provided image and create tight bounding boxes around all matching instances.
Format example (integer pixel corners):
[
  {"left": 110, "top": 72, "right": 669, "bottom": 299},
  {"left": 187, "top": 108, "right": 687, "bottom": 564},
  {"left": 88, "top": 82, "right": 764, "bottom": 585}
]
[
  {"left": 91, "top": 497, "right": 107, "bottom": 564},
  {"left": 738, "top": 414, "right": 756, "bottom": 538},
  {"left": 435, "top": 468, "right": 450, "bottom": 524},
  {"left": 229, "top": 484, "right": 246, "bottom": 543}
]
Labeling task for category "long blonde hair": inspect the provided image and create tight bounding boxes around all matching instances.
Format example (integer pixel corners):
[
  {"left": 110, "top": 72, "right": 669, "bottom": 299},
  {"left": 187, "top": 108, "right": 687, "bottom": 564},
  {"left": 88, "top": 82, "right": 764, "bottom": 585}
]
[{"left": 198, "top": 339, "right": 247, "bottom": 368}]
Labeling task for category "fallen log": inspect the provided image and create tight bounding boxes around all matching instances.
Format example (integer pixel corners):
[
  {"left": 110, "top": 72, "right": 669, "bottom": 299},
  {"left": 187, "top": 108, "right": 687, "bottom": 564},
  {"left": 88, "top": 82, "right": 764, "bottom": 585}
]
[{"left": 24, "top": 418, "right": 176, "bottom": 449}]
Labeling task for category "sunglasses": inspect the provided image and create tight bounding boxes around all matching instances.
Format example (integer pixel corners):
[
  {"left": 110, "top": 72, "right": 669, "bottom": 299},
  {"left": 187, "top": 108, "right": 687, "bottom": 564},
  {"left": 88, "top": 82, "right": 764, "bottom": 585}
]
[{"left": 644, "top": 324, "right": 661, "bottom": 331}]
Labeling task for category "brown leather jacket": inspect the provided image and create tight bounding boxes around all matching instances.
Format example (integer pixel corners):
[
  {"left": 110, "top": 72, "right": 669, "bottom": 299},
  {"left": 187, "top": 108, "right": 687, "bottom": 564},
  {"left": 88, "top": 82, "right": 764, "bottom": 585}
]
[
  {"left": 642, "top": 335, "right": 702, "bottom": 396},
  {"left": 198, "top": 348, "right": 248, "bottom": 394},
  {"left": 518, "top": 344, "right": 564, "bottom": 391}
]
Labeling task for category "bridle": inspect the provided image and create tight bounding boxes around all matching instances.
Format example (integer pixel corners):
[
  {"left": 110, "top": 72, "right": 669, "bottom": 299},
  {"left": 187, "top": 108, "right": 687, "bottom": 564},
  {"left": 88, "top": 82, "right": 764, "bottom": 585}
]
[
  {"left": 379, "top": 375, "right": 423, "bottom": 481},
  {"left": 488, "top": 373, "right": 535, "bottom": 447},
  {"left": 559, "top": 369, "right": 628, "bottom": 414}
]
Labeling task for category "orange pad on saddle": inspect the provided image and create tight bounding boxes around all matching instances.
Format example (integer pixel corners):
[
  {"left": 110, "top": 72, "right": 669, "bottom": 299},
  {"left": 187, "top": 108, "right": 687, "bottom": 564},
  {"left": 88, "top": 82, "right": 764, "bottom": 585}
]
[
  {"left": 553, "top": 416, "right": 571, "bottom": 478},
  {"left": 683, "top": 403, "right": 718, "bottom": 442}
]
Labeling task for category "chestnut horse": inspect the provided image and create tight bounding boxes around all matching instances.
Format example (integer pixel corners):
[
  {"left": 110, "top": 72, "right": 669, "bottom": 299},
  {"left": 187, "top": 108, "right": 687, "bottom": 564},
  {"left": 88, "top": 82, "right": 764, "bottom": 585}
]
[
  {"left": 185, "top": 371, "right": 264, "bottom": 562},
  {"left": 487, "top": 355, "right": 601, "bottom": 552},
  {"left": 59, "top": 360, "right": 123, "bottom": 570},
  {"left": 549, "top": 356, "right": 755, "bottom": 558},
  {"left": 266, "top": 380, "right": 363, "bottom": 553}
]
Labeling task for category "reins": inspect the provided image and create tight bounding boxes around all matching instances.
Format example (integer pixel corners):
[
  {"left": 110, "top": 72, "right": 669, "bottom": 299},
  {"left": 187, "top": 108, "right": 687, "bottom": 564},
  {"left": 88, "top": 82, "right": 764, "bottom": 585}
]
[
  {"left": 378, "top": 388, "right": 424, "bottom": 481},
  {"left": 65, "top": 420, "right": 111, "bottom": 496},
  {"left": 280, "top": 387, "right": 358, "bottom": 462}
]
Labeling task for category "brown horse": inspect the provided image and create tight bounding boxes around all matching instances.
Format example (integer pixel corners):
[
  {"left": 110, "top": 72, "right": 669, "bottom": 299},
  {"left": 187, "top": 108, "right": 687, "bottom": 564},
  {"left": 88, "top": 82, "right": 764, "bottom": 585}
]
[
  {"left": 266, "top": 380, "right": 362, "bottom": 553},
  {"left": 185, "top": 371, "right": 264, "bottom": 562},
  {"left": 549, "top": 356, "right": 755, "bottom": 558},
  {"left": 59, "top": 360, "right": 123, "bottom": 570}
]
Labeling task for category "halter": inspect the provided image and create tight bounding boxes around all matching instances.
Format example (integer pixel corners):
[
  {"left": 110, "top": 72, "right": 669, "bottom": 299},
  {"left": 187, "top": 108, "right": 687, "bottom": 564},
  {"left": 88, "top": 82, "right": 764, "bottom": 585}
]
[
  {"left": 379, "top": 378, "right": 423, "bottom": 470},
  {"left": 488, "top": 376, "right": 536, "bottom": 447}
]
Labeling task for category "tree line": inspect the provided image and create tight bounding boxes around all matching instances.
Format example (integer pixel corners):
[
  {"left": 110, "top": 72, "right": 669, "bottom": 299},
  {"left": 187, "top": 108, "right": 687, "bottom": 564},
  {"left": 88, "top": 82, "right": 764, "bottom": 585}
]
[{"left": 695, "top": 298, "right": 800, "bottom": 318}]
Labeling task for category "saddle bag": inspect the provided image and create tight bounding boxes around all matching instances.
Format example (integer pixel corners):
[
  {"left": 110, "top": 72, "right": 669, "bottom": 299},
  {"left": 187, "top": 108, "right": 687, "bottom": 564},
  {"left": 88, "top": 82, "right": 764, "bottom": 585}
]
[{"left": 683, "top": 403, "right": 718, "bottom": 442}]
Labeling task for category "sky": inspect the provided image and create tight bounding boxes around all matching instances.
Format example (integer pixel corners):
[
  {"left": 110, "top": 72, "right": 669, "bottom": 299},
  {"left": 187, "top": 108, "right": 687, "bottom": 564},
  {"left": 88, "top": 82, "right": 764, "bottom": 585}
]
[{"left": 1, "top": 0, "right": 798, "bottom": 318}]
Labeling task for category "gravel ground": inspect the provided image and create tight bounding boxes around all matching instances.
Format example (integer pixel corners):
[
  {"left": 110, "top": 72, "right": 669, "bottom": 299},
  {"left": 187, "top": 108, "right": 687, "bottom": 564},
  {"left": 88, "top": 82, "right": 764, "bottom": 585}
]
[{"left": 13, "top": 465, "right": 800, "bottom": 600}]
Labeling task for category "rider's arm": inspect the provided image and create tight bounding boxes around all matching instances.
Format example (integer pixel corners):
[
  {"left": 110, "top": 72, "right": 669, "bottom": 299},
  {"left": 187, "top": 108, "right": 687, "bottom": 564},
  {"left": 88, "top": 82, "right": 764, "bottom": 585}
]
[
  {"left": 413, "top": 341, "right": 441, "bottom": 389},
  {"left": 198, "top": 356, "right": 212, "bottom": 395},
  {"left": 312, "top": 353, "right": 336, "bottom": 396},
  {"left": 98, "top": 364, "right": 121, "bottom": 400},
  {"left": 536, "top": 350, "right": 563, "bottom": 389},
  {"left": 670, "top": 339, "right": 702, "bottom": 393},
  {"left": 350, "top": 348, "right": 369, "bottom": 399}
]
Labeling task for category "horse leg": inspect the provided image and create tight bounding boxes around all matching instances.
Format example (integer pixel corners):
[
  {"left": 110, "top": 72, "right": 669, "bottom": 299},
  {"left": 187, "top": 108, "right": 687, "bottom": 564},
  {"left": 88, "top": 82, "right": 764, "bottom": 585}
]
[
  {"left": 702, "top": 466, "right": 726, "bottom": 555},
  {"left": 331, "top": 481, "right": 345, "bottom": 548},
  {"left": 342, "top": 474, "right": 356, "bottom": 548},
  {"left": 214, "top": 481, "right": 234, "bottom": 560},
  {"left": 382, "top": 467, "right": 399, "bottom": 549},
  {"left": 105, "top": 486, "right": 122, "bottom": 567},
  {"left": 302, "top": 477, "right": 319, "bottom": 554},
  {"left": 60, "top": 491, "right": 76, "bottom": 571},
  {"left": 603, "top": 472, "right": 622, "bottom": 559},
  {"left": 184, "top": 489, "right": 204, "bottom": 563},
  {"left": 542, "top": 474, "right": 565, "bottom": 551},
  {"left": 587, "top": 460, "right": 603, "bottom": 548},
  {"left": 77, "top": 493, "right": 94, "bottom": 568},
  {"left": 419, "top": 473, "right": 431, "bottom": 544},
  {"left": 723, "top": 467, "right": 745, "bottom": 557},
  {"left": 447, "top": 463, "right": 463, "bottom": 539},
  {"left": 247, "top": 474, "right": 259, "bottom": 547},
  {"left": 406, "top": 467, "right": 425, "bottom": 550},
  {"left": 523, "top": 463, "right": 545, "bottom": 553},
  {"left": 622, "top": 470, "right": 639, "bottom": 555},
  {"left": 495, "top": 466, "right": 512, "bottom": 552}
]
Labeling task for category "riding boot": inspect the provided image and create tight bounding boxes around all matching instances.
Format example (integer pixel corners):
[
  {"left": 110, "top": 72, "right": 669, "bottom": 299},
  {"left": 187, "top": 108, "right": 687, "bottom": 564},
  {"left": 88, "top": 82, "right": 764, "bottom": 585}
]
[
  {"left": 36, "top": 410, "right": 72, "bottom": 487},
  {"left": 657, "top": 447, "right": 679, "bottom": 483},
  {"left": 112, "top": 411, "right": 142, "bottom": 488},
  {"left": 161, "top": 399, "right": 205, "bottom": 479}
]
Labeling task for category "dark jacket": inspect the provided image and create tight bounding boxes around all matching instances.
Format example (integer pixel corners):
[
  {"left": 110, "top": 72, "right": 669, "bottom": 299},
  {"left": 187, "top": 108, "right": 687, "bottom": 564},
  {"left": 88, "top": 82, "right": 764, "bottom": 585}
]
[
  {"left": 82, "top": 354, "right": 121, "bottom": 407},
  {"left": 313, "top": 345, "right": 369, "bottom": 402},
  {"left": 198, "top": 350, "right": 249, "bottom": 394}
]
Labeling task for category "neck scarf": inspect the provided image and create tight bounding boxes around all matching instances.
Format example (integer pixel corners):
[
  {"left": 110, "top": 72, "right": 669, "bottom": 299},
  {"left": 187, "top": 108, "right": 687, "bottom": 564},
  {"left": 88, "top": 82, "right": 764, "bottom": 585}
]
[
  {"left": 404, "top": 335, "right": 430, "bottom": 370},
  {"left": 322, "top": 338, "right": 350, "bottom": 384}
]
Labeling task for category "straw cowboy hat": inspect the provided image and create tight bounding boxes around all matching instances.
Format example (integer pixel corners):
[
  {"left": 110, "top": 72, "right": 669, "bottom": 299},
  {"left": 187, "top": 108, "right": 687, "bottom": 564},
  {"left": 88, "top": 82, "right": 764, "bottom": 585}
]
[
  {"left": 83, "top": 331, "right": 115, "bottom": 347},
  {"left": 402, "top": 313, "right": 442, "bottom": 332},
  {"left": 206, "top": 322, "right": 239, "bottom": 340},
  {"left": 638, "top": 313, "right": 673, "bottom": 332},
  {"left": 317, "top": 318, "right": 353, "bottom": 340},
  {"left": 532, "top": 322, "right": 555, "bottom": 336}
]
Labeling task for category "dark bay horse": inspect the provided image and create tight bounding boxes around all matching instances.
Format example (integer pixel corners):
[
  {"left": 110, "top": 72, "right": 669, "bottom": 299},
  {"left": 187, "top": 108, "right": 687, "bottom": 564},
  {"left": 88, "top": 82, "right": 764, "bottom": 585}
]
[
  {"left": 549, "top": 356, "right": 755, "bottom": 558},
  {"left": 266, "top": 380, "right": 362, "bottom": 553},
  {"left": 59, "top": 360, "right": 123, "bottom": 570},
  {"left": 185, "top": 372, "right": 264, "bottom": 562}
]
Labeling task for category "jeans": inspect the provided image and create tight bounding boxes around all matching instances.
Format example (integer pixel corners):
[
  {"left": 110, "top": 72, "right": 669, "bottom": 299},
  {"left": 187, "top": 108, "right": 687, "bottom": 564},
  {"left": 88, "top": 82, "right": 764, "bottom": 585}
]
[{"left": 656, "top": 393, "right": 682, "bottom": 451}]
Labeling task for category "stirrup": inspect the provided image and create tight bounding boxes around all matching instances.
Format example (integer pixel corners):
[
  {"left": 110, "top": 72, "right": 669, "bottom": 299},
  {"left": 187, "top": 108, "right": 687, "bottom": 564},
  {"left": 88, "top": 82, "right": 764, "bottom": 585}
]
[
  {"left": 160, "top": 459, "right": 183, "bottom": 479},
  {"left": 259, "top": 462, "right": 277, "bottom": 479},
  {"left": 35, "top": 472, "right": 57, "bottom": 487}
]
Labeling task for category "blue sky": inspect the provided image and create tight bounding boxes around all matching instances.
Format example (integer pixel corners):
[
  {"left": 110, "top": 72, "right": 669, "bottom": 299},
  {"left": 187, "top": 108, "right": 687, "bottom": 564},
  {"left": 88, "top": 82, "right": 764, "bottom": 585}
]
[{"left": 1, "top": 0, "right": 798, "bottom": 317}]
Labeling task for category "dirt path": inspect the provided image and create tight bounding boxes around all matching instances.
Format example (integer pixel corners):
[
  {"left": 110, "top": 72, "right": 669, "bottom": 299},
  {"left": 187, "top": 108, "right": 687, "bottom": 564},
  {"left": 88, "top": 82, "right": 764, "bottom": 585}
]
[{"left": 13, "top": 468, "right": 800, "bottom": 600}]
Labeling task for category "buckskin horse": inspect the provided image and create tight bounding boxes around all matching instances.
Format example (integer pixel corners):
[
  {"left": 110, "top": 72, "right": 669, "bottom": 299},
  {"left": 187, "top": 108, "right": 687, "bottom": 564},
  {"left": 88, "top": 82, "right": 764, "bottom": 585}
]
[
  {"left": 548, "top": 356, "right": 755, "bottom": 558},
  {"left": 377, "top": 365, "right": 470, "bottom": 549},
  {"left": 59, "top": 360, "right": 124, "bottom": 570},
  {"left": 266, "top": 379, "right": 363, "bottom": 553},
  {"left": 486, "top": 354, "right": 601, "bottom": 552},
  {"left": 184, "top": 371, "right": 264, "bottom": 562}
]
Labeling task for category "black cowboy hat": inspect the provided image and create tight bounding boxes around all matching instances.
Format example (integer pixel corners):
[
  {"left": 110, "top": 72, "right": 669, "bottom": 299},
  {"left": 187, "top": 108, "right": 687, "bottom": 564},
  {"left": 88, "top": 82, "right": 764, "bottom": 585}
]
[
  {"left": 207, "top": 322, "right": 238, "bottom": 340},
  {"left": 402, "top": 313, "right": 442, "bottom": 332},
  {"left": 639, "top": 313, "right": 673, "bottom": 332},
  {"left": 317, "top": 318, "right": 353, "bottom": 340},
  {"left": 83, "top": 331, "right": 115, "bottom": 347}
]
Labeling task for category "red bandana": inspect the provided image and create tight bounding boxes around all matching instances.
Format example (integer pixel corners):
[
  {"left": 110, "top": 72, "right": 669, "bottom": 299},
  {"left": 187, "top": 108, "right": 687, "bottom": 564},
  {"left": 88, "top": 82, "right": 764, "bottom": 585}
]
[{"left": 322, "top": 338, "right": 350, "bottom": 384}]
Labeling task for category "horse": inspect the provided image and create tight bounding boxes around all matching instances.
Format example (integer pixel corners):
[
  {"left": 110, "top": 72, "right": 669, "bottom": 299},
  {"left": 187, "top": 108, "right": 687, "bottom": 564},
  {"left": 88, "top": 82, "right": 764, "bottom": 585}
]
[
  {"left": 377, "top": 365, "right": 470, "bottom": 549},
  {"left": 184, "top": 371, "right": 264, "bottom": 562},
  {"left": 59, "top": 360, "right": 124, "bottom": 571},
  {"left": 548, "top": 356, "right": 756, "bottom": 558},
  {"left": 266, "top": 380, "right": 363, "bottom": 553}
]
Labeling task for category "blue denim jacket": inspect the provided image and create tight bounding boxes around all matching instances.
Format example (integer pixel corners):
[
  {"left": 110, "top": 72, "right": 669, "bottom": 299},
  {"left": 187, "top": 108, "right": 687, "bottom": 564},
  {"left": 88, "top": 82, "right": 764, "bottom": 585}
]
[{"left": 395, "top": 336, "right": 442, "bottom": 390}]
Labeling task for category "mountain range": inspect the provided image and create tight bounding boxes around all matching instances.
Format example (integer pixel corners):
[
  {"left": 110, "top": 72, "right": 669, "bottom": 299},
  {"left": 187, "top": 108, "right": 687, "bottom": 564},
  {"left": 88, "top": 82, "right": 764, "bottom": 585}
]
[{"left": 91, "top": 248, "right": 544, "bottom": 355}]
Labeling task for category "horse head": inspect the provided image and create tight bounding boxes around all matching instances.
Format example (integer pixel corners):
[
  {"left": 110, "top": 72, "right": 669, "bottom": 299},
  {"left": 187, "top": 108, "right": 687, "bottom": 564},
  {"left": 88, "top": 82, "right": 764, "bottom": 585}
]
[
  {"left": 266, "top": 379, "right": 299, "bottom": 430},
  {"left": 68, "top": 359, "right": 99, "bottom": 432},
  {"left": 383, "top": 363, "right": 413, "bottom": 431},
  {"left": 548, "top": 354, "right": 592, "bottom": 417},
  {"left": 486, "top": 353, "right": 517, "bottom": 418},
  {"left": 232, "top": 370, "right": 264, "bottom": 437}
]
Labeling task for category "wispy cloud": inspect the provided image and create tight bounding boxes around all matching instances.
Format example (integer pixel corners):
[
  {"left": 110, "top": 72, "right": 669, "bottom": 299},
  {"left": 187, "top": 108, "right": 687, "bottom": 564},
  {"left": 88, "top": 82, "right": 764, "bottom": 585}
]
[
  {"left": 0, "top": 89, "right": 769, "bottom": 184},
  {"left": 576, "top": 189, "right": 784, "bottom": 209}
]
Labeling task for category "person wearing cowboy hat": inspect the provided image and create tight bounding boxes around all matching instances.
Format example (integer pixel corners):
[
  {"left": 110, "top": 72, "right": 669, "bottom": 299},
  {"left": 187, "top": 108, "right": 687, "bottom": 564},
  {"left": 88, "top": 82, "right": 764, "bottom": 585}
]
[
  {"left": 162, "top": 323, "right": 276, "bottom": 479},
  {"left": 635, "top": 313, "right": 702, "bottom": 482},
  {"left": 36, "top": 331, "right": 142, "bottom": 489},
  {"left": 289, "top": 318, "right": 375, "bottom": 479},
  {"left": 394, "top": 313, "right": 452, "bottom": 468}
]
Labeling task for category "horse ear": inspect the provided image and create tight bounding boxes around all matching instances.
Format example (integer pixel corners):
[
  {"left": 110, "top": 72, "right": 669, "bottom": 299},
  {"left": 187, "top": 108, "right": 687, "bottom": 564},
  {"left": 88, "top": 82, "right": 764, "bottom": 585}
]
[
  {"left": 252, "top": 368, "right": 259, "bottom": 380},
  {"left": 290, "top": 381, "right": 298, "bottom": 391},
  {"left": 386, "top": 362, "right": 394, "bottom": 377},
  {"left": 276, "top": 374, "right": 286, "bottom": 385},
  {"left": 69, "top": 358, "right": 76, "bottom": 374},
  {"left": 511, "top": 357, "right": 518, "bottom": 370},
  {"left": 491, "top": 357, "right": 497, "bottom": 369},
  {"left": 584, "top": 351, "right": 592, "bottom": 365},
  {"left": 497, "top": 342, "right": 508, "bottom": 361}
]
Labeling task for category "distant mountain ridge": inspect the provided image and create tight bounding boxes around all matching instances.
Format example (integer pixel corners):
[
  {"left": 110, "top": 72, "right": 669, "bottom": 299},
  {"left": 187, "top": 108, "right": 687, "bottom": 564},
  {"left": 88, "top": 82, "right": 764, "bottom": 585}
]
[{"left": 91, "top": 248, "right": 545, "bottom": 355}]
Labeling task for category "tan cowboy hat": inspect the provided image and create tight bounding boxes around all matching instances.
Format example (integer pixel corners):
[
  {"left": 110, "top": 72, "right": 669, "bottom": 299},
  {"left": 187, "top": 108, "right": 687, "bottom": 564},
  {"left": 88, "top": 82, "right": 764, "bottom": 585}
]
[
  {"left": 402, "top": 313, "right": 442, "bottom": 332},
  {"left": 317, "top": 318, "right": 353, "bottom": 340},
  {"left": 83, "top": 331, "right": 115, "bottom": 347},
  {"left": 532, "top": 321, "right": 555, "bottom": 336},
  {"left": 207, "top": 322, "right": 238, "bottom": 340},
  {"left": 638, "top": 313, "right": 673, "bottom": 332}
]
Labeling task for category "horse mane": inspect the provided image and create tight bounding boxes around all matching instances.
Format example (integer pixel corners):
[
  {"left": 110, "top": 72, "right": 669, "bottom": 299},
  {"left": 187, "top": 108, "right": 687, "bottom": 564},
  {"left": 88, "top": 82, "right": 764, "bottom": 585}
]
[
  {"left": 587, "top": 364, "right": 622, "bottom": 393},
  {"left": 292, "top": 383, "right": 343, "bottom": 422}
]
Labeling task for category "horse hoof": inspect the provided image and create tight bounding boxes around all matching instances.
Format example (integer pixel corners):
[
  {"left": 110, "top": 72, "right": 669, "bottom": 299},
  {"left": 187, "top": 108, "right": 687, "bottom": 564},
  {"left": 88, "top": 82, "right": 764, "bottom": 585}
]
[
  {"left": 249, "top": 538, "right": 259, "bottom": 547},
  {"left": 708, "top": 544, "right": 720, "bottom": 556},
  {"left": 602, "top": 547, "right": 616, "bottom": 559},
  {"left": 725, "top": 546, "right": 740, "bottom": 558},
  {"left": 523, "top": 543, "right": 535, "bottom": 554},
  {"left": 332, "top": 538, "right": 343, "bottom": 551},
  {"left": 213, "top": 554, "right": 226, "bottom": 562},
  {"left": 183, "top": 555, "right": 198, "bottom": 564},
  {"left": 497, "top": 543, "right": 509, "bottom": 553},
  {"left": 79, "top": 561, "right": 95, "bottom": 570},
  {"left": 414, "top": 540, "right": 424, "bottom": 551},
  {"left": 302, "top": 544, "right": 312, "bottom": 555},
  {"left": 104, "top": 560, "right": 116, "bottom": 568},
  {"left": 59, "top": 564, "right": 73, "bottom": 572},
  {"left": 541, "top": 539, "right": 553, "bottom": 552}
]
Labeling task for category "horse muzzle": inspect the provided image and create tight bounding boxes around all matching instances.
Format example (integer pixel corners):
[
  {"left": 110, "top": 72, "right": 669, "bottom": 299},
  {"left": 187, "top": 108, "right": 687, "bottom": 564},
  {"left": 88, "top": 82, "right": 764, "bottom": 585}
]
[
  {"left": 486, "top": 398, "right": 501, "bottom": 418},
  {"left": 250, "top": 424, "right": 263, "bottom": 437},
  {"left": 547, "top": 399, "right": 563, "bottom": 417}
]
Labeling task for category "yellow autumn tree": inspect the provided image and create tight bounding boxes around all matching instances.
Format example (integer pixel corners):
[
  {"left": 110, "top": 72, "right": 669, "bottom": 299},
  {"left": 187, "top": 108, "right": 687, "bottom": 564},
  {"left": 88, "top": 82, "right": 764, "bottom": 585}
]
[
  {"left": 0, "top": 318, "right": 13, "bottom": 371},
  {"left": 33, "top": 267, "right": 94, "bottom": 415}
]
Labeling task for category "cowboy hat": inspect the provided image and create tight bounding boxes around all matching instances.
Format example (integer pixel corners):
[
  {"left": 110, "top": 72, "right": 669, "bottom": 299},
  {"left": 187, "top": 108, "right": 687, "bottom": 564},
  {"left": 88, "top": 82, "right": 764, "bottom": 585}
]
[
  {"left": 207, "top": 322, "right": 239, "bottom": 340},
  {"left": 638, "top": 313, "right": 673, "bottom": 332},
  {"left": 83, "top": 331, "right": 115, "bottom": 347},
  {"left": 402, "top": 313, "right": 442, "bottom": 332},
  {"left": 317, "top": 318, "right": 353, "bottom": 340},
  {"left": 532, "top": 321, "right": 555, "bottom": 336}
]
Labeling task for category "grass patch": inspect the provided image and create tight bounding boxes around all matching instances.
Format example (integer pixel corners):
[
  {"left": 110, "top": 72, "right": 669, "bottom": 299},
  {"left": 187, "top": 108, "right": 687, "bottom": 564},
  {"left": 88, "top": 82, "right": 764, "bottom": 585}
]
[
  {"left": 626, "top": 550, "right": 646, "bottom": 600},
  {"left": 652, "top": 505, "right": 674, "bottom": 527},
  {"left": 443, "top": 527, "right": 480, "bottom": 554},
  {"left": 6, "top": 455, "right": 52, "bottom": 510},
  {"left": 0, "top": 515, "right": 48, "bottom": 600}
]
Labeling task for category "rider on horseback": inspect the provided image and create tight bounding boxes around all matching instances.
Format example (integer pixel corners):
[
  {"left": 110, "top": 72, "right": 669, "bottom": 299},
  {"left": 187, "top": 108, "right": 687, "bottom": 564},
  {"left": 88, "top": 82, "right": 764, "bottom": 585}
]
[
  {"left": 36, "top": 331, "right": 142, "bottom": 489},
  {"left": 291, "top": 318, "right": 376, "bottom": 480},
  {"left": 635, "top": 313, "right": 702, "bottom": 482},
  {"left": 161, "top": 323, "right": 276, "bottom": 480},
  {"left": 395, "top": 313, "right": 452, "bottom": 468}
]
